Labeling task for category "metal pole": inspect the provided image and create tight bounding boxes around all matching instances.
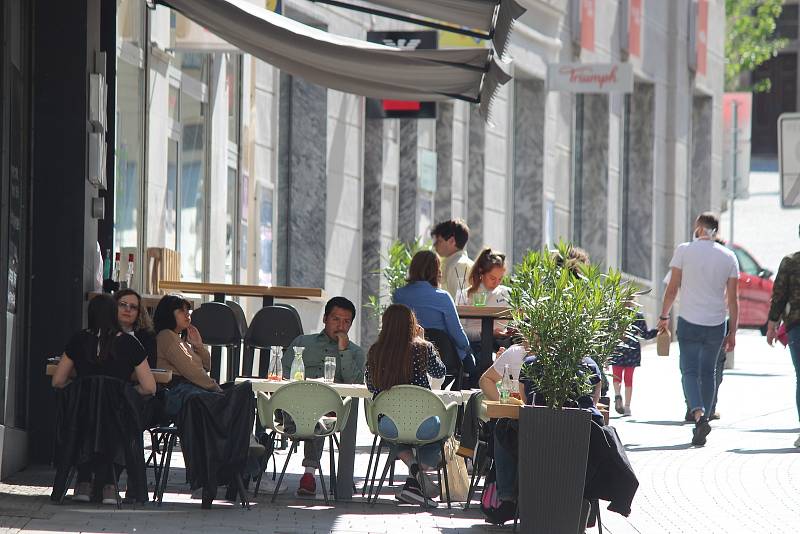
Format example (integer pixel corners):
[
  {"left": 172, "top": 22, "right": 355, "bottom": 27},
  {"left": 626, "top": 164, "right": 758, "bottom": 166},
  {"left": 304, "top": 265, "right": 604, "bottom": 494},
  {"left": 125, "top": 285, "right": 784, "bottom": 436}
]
[{"left": 730, "top": 101, "right": 738, "bottom": 244}]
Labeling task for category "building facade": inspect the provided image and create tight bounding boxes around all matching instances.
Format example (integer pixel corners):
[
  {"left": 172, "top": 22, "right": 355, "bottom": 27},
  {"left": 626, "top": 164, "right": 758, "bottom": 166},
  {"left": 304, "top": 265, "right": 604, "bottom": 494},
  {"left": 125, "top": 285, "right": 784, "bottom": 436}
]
[{"left": 0, "top": 0, "right": 724, "bottom": 474}]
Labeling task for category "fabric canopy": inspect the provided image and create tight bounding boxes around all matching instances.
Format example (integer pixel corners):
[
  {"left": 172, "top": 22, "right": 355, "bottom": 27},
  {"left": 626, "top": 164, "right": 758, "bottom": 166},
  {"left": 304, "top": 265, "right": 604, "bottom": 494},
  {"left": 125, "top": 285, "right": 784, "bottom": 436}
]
[
  {"left": 357, "top": 0, "right": 526, "bottom": 56},
  {"left": 162, "top": 0, "right": 511, "bottom": 117}
]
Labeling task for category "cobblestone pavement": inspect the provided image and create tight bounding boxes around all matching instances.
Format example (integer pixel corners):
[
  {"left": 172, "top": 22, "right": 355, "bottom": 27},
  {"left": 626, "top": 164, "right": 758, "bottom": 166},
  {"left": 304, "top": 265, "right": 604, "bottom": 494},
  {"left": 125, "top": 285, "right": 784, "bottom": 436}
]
[{"left": 1, "top": 331, "right": 798, "bottom": 533}]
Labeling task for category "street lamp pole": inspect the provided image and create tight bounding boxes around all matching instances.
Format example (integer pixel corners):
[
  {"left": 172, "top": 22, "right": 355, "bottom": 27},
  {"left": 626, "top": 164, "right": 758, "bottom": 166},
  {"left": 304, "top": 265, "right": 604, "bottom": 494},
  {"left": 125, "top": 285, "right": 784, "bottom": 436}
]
[{"left": 730, "top": 100, "right": 738, "bottom": 244}]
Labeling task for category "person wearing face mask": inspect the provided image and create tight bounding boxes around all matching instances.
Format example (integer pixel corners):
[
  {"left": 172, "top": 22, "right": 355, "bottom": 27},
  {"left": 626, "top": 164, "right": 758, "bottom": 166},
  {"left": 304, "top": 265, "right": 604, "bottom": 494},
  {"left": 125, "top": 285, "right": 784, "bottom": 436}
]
[
  {"left": 114, "top": 289, "right": 157, "bottom": 368},
  {"left": 658, "top": 212, "right": 739, "bottom": 446}
]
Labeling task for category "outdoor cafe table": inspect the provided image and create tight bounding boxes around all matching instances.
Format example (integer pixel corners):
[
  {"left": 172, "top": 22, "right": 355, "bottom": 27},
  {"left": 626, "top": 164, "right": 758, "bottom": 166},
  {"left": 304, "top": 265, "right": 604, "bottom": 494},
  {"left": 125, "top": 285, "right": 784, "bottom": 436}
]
[
  {"left": 457, "top": 305, "right": 512, "bottom": 375},
  {"left": 236, "top": 377, "right": 477, "bottom": 500},
  {"left": 157, "top": 281, "right": 325, "bottom": 308}
]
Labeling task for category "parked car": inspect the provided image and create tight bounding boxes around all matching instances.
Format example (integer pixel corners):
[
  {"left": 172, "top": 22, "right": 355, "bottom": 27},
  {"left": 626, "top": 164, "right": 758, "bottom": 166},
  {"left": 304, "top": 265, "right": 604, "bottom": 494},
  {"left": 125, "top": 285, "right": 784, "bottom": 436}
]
[{"left": 728, "top": 244, "right": 774, "bottom": 334}]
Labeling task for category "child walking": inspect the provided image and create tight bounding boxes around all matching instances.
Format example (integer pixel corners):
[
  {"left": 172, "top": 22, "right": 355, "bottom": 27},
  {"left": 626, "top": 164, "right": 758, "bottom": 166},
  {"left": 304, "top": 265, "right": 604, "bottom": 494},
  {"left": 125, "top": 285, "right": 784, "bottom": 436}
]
[{"left": 611, "top": 303, "right": 658, "bottom": 416}]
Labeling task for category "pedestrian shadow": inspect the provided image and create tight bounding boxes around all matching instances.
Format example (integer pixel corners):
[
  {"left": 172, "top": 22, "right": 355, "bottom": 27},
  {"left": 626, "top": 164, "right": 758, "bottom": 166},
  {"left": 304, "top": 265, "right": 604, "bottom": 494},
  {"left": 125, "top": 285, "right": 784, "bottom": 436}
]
[
  {"left": 722, "top": 371, "right": 781, "bottom": 377},
  {"left": 624, "top": 443, "right": 693, "bottom": 452},
  {"left": 728, "top": 447, "right": 800, "bottom": 455},
  {"left": 624, "top": 420, "right": 687, "bottom": 427},
  {"left": 747, "top": 428, "right": 800, "bottom": 433}
]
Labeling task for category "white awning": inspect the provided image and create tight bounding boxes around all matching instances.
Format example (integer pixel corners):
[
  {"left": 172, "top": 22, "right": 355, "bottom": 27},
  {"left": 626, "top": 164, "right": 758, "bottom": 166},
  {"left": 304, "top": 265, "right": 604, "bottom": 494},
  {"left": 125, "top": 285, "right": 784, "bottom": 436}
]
[
  {"left": 357, "top": 0, "right": 526, "bottom": 56},
  {"left": 162, "top": 0, "right": 511, "bottom": 117}
]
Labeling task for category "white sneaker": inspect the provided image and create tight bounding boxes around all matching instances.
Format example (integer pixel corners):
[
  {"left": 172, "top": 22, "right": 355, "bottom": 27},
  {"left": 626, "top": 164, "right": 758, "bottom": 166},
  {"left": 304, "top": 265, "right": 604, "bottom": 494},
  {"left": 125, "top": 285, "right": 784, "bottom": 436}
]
[
  {"left": 794, "top": 434, "right": 800, "bottom": 448},
  {"left": 623, "top": 406, "right": 631, "bottom": 417}
]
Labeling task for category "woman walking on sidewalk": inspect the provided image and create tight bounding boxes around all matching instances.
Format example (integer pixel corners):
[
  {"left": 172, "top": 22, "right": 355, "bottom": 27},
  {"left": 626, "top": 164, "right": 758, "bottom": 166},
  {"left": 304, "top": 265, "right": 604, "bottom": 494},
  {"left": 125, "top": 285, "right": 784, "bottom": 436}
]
[{"left": 766, "top": 232, "right": 800, "bottom": 448}]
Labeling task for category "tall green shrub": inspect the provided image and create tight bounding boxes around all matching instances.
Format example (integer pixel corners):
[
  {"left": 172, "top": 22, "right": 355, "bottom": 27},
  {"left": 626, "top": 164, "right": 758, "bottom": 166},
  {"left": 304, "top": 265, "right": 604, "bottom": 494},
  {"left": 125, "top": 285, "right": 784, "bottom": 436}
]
[{"left": 509, "top": 242, "right": 639, "bottom": 409}]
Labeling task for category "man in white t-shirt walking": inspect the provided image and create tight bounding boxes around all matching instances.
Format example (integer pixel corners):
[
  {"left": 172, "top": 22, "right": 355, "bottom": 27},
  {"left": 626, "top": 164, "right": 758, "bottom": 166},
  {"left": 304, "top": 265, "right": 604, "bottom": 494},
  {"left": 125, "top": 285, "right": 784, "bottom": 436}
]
[{"left": 658, "top": 212, "right": 739, "bottom": 446}]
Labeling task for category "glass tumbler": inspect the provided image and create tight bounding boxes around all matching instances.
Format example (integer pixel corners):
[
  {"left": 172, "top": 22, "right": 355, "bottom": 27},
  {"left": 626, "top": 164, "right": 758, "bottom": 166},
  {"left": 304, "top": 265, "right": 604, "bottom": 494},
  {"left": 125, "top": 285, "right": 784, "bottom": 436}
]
[{"left": 324, "top": 356, "right": 337, "bottom": 383}]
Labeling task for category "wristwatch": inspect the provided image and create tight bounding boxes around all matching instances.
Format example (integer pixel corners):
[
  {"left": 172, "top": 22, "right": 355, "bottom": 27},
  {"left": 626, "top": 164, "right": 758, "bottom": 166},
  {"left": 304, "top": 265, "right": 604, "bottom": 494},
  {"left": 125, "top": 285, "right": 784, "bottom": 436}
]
[{"left": 659, "top": 315, "right": 670, "bottom": 320}]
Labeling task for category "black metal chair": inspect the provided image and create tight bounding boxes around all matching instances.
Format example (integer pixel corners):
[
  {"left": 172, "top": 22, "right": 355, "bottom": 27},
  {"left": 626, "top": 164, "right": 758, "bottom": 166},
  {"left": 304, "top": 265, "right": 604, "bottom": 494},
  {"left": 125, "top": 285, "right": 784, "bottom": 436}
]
[
  {"left": 424, "top": 328, "right": 464, "bottom": 391},
  {"left": 190, "top": 302, "right": 243, "bottom": 382},
  {"left": 225, "top": 300, "right": 248, "bottom": 340},
  {"left": 242, "top": 305, "right": 304, "bottom": 377}
]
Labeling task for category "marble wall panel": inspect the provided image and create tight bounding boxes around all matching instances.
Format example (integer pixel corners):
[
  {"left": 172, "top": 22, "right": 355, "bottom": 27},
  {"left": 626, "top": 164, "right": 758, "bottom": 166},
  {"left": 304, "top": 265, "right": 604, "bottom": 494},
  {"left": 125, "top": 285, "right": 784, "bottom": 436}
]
[
  {"left": 435, "top": 102, "right": 453, "bottom": 223},
  {"left": 690, "top": 96, "right": 712, "bottom": 226},
  {"left": 575, "top": 94, "right": 609, "bottom": 267},
  {"left": 622, "top": 83, "right": 655, "bottom": 279},
  {"left": 276, "top": 73, "right": 327, "bottom": 288},
  {"left": 397, "top": 119, "right": 418, "bottom": 242},
  {"left": 360, "top": 118, "right": 383, "bottom": 346},
  {"left": 467, "top": 105, "right": 485, "bottom": 258},
  {"left": 513, "top": 78, "right": 546, "bottom": 263}
]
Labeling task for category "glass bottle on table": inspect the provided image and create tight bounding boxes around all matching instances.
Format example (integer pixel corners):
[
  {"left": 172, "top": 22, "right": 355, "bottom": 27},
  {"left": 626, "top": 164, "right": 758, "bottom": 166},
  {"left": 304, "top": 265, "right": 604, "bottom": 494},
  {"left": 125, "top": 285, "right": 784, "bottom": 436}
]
[
  {"left": 267, "top": 345, "right": 283, "bottom": 381},
  {"left": 499, "top": 364, "right": 511, "bottom": 404},
  {"left": 289, "top": 346, "right": 305, "bottom": 381}
]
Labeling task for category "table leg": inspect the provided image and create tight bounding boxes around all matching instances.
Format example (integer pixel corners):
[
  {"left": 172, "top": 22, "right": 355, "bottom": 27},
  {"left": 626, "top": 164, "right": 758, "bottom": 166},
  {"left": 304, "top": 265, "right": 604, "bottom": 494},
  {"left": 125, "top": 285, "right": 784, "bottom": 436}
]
[
  {"left": 262, "top": 295, "right": 274, "bottom": 307},
  {"left": 478, "top": 317, "right": 494, "bottom": 376},
  {"left": 336, "top": 398, "right": 359, "bottom": 500}
]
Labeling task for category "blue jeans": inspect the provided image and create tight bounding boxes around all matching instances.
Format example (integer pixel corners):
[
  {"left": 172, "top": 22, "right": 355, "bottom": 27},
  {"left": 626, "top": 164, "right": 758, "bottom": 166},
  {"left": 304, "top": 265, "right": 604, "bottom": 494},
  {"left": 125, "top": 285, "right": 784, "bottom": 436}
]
[
  {"left": 788, "top": 326, "right": 800, "bottom": 422},
  {"left": 493, "top": 433, "right": 516, "bottom": 502},
  {"left": 378, "top": 415, "right": 441, "bottom": 468},
  {"left": 677, "top": 317, "right": 726, "bottom": 416}
]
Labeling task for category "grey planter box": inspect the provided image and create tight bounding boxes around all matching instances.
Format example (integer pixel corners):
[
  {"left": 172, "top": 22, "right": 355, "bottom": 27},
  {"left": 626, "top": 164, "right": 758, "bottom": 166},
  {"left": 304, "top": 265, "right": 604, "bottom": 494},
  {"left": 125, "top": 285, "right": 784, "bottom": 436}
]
[{"left": 518, "top": 406, "right": 592, "bottom": 533}]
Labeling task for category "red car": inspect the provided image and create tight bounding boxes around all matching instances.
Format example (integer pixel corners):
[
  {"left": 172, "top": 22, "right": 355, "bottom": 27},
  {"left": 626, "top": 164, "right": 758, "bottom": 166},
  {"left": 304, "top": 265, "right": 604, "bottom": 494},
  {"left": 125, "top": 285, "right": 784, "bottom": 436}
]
[{"left": 728, "top": 244, "right": 774, "bottom": 334}]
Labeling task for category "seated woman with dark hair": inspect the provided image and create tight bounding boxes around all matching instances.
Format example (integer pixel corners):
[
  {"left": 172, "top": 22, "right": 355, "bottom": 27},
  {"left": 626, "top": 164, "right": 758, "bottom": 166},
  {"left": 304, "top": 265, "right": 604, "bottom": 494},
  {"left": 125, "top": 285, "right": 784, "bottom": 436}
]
[
  {"left": 52, "top": 293, "right": 156, "bottom": 504},
  {"left": 153, "top": 295, "right": 222, "bottom": 418},
  {"left": 366, "top": 304, "right": 447, "bottom": 508},
  {"left": 392, "top": 250, "right": 476, "bottom": 385},
  {"left": 114, "top": 288, "right": 157, "bottom": 368}
]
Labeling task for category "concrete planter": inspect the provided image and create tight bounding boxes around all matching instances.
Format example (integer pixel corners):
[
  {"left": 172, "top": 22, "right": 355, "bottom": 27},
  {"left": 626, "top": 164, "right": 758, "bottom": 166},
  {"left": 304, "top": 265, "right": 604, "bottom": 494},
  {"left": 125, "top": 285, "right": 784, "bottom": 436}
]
[{"left": 518, "top": 406, "right": 592, "bottom": 533}]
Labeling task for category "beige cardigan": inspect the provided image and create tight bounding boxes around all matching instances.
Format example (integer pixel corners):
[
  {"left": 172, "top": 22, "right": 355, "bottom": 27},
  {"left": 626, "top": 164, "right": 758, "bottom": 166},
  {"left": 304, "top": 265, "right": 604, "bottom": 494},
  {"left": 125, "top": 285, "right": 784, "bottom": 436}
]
[{"left": 156, "top": 330, "right": 217, "bottom": 390}]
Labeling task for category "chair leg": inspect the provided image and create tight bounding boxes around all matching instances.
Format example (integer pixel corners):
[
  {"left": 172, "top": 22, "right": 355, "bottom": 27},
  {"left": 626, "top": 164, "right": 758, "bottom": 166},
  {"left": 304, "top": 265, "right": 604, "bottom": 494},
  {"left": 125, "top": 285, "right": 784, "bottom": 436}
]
[
  {"left": 243, "top": 346, "right": 255, "bottom": 377},
  {"left": 271, "top": 440, "right": 295, "bottom": 503},
  {"left": 389, "top": 459, "right": 395, "bottom": 486},
  {"left": 328, "top": 435, "right": 337, "bottom": 501},
  {"left": 370, "top": 445, "right": 398, "bottom": 506},
  {"left": 59, "top": 466, "right": 77, "bottom": 505},
  {"left": 465, "top": 441, "right": 486, "bottom": 510},
  {"left": 157, "top": 432, "right": 177, "bottom": 507},
  {"left": 317, "top": 460, "right": 330, "bottom": 506},
  {"left": 362, "top": 434, "right": 378, "bottom": 497},
  {"left": 438, "top": 442, "right": 451, "bottom": 509},
  {"left": 235, "top": 473, "right": 251, "bottom": 510},
  {"left": 110, "top": 463, "right": 122, "bottom": 509},
  {"left": 367, "top": 439, "right": 384, "bottom": 501},
  {"left": 253, "top": 432, "right": 276, "bottom": 497}
]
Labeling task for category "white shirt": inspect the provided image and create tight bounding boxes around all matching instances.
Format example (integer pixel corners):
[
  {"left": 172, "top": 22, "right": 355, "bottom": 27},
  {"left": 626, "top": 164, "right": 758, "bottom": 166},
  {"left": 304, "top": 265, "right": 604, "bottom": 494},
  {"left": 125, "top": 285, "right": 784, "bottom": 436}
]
[
  {"left": 491, "top": 344, "right": 529, "bottom": 381},
  {"left": 669, "top": 239, "right": 739, "bottom": 326},
  {"left": 441, "top": 250, "right": 473, "bottom": 301},
  {"left": 463, "top": 284, "right": 510, "bottom": 341}
]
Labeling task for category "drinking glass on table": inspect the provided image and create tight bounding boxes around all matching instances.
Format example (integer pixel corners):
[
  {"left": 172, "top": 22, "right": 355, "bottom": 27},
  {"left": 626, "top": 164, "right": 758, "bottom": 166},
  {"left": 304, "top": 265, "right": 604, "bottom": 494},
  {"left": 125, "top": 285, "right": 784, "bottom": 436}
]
[
  {"left": 473, "top": 290, "right": 488, "bottom": 306},
  {"left": 429, "top": 373, "right": 445, "bottom": 390},
  {"left": 324, "top": 356, "right": 337, "bottom": 383}
]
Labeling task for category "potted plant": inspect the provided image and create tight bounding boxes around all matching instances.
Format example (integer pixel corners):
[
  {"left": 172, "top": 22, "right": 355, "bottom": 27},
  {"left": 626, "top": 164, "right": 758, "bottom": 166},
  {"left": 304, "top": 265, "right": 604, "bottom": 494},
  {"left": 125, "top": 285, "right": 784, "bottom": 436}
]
[{"left": 508, "top": 242, "right": 639, "bottom": 533}]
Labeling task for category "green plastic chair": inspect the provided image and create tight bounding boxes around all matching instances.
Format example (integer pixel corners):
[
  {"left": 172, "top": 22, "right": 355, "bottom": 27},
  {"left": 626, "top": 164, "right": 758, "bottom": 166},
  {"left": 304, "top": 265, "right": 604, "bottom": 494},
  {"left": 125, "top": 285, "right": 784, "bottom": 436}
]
[
  {"left": 465, "top": 391, "right": 490, "bottom": 509},
  {"left": 366, "top": 385, "right": 459, "bottom": 508},
  {"left": 256, "top": 382, "right": 352, "bottom": 504}
]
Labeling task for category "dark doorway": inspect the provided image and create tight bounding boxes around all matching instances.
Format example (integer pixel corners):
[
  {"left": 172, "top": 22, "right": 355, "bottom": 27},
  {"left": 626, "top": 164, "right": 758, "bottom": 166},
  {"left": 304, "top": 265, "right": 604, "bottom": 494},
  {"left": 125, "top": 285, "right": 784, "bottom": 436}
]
[{"left": 752, "top": 52, "right": 797, "bottom": 156}]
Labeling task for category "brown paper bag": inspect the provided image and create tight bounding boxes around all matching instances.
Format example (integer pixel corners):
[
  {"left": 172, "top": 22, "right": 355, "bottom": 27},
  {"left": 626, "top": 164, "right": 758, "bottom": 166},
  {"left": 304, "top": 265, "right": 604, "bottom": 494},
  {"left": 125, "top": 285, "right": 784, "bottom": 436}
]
[{"left": 656, "top": 330, "right": 671, "bottom": 356}]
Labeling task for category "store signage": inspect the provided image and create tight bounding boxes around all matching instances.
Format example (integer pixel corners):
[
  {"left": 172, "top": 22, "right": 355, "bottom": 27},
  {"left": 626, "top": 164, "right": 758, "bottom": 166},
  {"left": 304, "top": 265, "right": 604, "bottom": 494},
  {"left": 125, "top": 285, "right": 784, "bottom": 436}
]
[
  {"left": 778, "top": 113, "right": 800, "bottom": 208},
  {"left": 366, "top": 31, "right": 437, "bottom": 119},
  {"left": 696, "top": 0, "right": 709, "bottom": 76},
  {"left": 580, "top": 0, "right": 595, "bottom": 52},
  {"left": 628, "top": 0, "right": 642, "bottom": 58},
  {"left": 547, "top": 63, "right": 633, "bottom": 93}
]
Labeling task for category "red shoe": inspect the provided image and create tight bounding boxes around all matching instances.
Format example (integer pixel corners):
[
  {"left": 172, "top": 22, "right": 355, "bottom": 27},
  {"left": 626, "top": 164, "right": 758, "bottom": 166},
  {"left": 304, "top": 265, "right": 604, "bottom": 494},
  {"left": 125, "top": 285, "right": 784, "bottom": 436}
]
[{"left": 297, "top": 473, "right": 316, "bottom": 496}]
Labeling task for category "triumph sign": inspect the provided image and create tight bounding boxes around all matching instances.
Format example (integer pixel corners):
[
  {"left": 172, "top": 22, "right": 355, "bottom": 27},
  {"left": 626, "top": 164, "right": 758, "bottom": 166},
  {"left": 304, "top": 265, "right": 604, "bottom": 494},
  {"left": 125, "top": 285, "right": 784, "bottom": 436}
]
[{"left": 547, "top": 63, "right": 634, "bottom": 94}]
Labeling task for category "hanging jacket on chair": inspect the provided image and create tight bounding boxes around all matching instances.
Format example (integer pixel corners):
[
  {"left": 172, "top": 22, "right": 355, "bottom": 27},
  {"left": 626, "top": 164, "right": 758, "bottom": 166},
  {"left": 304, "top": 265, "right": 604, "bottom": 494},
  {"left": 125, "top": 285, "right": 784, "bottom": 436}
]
[
  {"left": 176, "top": 381, "right": 254, "bottom": 497},
  {"left": 583, "top": 421, "right": 639, "bottom": 516},
  {"left": 50, "top": 376, "right": 148, "bottom": 503}
]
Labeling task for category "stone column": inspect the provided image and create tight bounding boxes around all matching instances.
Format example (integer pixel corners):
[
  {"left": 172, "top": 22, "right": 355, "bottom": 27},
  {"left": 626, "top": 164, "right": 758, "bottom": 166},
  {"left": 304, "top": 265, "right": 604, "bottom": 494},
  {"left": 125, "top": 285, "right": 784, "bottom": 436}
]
[
  {"left": 467, "top": 105, "right": 485, "bottom": 258},
  {"left": 690, "top": 96, "right": 713, "bottom": 225},
  {"left": 434, "top": 102, "right": 453, "bottom": 223},
  {"left": 397, "top": 119, "right": 418, "bottom": 242},
  {"left": 622, "top": 84, "right": 655, "bottom": 279},
  {"left": 575, "top": 95, "right": 609, "bottom": 267},
  {"left": 276, "top": 73, "right": 327, "bottom": 288},
  {"left": 360, "top": 118, "right": 383, "bottom": 347},
  {"left": 512, "top": 79, "right": 546, "bottom": 263}
]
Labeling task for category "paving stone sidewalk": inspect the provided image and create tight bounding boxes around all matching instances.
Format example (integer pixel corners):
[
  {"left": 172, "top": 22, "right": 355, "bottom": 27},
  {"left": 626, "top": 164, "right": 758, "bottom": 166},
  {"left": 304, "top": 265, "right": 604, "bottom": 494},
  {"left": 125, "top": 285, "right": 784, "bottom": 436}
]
[{"left": 1, "top": 331, "right": 798, "bottom": 533}]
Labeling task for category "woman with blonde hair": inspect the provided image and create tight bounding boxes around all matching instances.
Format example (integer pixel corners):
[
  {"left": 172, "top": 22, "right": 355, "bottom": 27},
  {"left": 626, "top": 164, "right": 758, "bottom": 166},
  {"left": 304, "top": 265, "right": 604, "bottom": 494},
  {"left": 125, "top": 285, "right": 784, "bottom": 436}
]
[
  {"left": 463, "top": 247, "right": 511, "bottom": 344},
  {"left": 366, "top": 304, "right": 446, "bottom": 507}
]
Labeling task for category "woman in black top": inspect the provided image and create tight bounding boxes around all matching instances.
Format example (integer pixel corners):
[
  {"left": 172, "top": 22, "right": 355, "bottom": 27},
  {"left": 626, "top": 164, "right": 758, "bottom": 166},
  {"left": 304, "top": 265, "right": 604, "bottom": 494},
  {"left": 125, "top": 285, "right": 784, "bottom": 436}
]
[
  {"left": 365, "top": 304, "right": 446, "bottom": 507},
  {"left": 52, "top": 294, "right": 156, "bottom": 504},
  {"left": 115, "top": 288, "right": 157, "bottom": 368}
]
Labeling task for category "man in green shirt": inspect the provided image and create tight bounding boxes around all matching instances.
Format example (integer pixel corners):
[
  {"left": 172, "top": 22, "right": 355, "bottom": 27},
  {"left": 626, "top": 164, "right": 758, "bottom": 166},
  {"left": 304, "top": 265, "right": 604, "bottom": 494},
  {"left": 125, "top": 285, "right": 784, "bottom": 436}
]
[{"left": 281, "top": 296, "right": 365, "bottom": 496}]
